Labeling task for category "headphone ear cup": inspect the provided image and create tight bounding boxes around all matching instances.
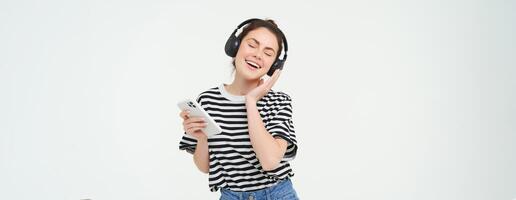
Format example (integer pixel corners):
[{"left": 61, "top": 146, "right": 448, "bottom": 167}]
[
  {"left": 224, "top": 34, "right": 240, "bottom": 57},
  {"left": 267, "top": 59, "right": 285, "bottom": 76}
]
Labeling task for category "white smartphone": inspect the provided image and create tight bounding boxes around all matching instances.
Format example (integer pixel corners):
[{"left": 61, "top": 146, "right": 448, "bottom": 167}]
[{"left": 177, "top": 99, "right": 222, "bottom": 137}]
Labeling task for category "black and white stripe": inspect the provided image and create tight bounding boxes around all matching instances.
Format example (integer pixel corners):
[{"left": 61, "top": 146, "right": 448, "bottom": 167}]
[{"left": 179, "top": 84, "right": 297, "bottom": 192}]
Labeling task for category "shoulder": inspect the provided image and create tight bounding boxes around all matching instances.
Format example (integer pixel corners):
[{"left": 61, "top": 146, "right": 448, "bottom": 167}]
[
  {"left": 195, "top": 86, "right": 221, "bottom": 102},
  {"left": 262, "top": 90, "right": 294, "bottom": 115},
  {"left": 263, "top": 89, "right": 293, "bottom": 104}
]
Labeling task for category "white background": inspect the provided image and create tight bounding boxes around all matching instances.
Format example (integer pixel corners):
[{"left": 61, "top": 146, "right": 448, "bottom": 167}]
[{"left": 1, "top": 0, "right": 515, "bottom": 199}]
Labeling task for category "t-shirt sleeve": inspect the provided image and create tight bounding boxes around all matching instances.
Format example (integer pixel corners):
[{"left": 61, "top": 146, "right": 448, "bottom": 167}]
[
  {"left": 179, "top": 133, "right": 198, "bottom": 154},
  {"left": 178, "top": 95, "right": 203, "bottom": 154},
  {"left": 265, "top": 93, "right": 298, "bottom": 162}
]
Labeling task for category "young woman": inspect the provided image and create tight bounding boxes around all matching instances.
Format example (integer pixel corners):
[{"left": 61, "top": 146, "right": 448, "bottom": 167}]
[{"left": 179, "top": 18, "right": 299, "bottom": 200}]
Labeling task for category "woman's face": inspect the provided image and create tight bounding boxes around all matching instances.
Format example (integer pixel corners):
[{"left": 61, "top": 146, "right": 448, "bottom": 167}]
[{"left": 234, "top": 27, "right": 279, "bottom": 80}]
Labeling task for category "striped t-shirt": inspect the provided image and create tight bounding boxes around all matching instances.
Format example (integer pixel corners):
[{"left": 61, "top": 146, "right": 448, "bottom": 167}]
[{"left": 179, "top": 84, "right": 298, "bottom": 192}]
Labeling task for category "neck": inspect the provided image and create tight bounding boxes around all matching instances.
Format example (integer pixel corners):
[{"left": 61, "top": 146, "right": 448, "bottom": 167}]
[{"left": 225, "top": 75, "right": 260, "bottom": 96}]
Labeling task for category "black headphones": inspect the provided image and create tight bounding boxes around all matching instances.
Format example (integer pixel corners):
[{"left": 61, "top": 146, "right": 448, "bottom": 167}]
[{"left": 224, "top": 18, "right": 289, "bottom": 76}]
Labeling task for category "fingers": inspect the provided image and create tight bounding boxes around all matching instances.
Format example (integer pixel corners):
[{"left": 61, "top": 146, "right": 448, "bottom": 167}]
[
  {"left": 179, "top": 110, "right": 189, "bottom": 120},
  {"left": 271, "top": 69, "right": 281, "bottom": 82},
  {"left": 183, "top": 117, "right": 205, "bottom": 125},
  {"left": 179, "top": 107, "right": 208, "bottom": 140},
  {"left": 184, "top": 122, "right": 207, "bottom": 132},
  {"left": 266, "top": 69, "right": 281, "bottom": 90},
  {"left": 182, "top": 117, "right": 206, "bottom": 133},
  {"left": 184, "top": 122, "right": 207, "bottom": 133}
]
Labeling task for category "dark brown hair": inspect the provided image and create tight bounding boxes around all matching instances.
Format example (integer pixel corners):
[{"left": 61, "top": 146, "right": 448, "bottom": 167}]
[{"left": 231, "top": 19, "right": 284, "bottom": 68}]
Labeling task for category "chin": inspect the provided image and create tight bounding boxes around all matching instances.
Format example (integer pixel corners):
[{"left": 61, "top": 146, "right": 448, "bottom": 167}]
[
  {"left": 238, "top": 70, "right": 262, "bottom": 81},
  {"left": 236, "top": 64, "right": 266, "bottom": 80}
]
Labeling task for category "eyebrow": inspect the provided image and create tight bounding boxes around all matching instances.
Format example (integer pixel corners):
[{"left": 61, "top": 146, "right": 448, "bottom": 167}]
[{"left": 248, "top": 38, "right": 276, "bottom": 54}]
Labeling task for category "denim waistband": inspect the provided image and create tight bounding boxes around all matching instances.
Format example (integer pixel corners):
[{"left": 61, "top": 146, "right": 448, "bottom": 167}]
[{"left": 220, "top": 178, "right": 293, "bottom": 199}]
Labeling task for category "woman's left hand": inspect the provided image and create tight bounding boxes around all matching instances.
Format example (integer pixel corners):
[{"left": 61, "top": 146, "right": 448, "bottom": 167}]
[{"left": 245, "top": 69, "right": 282, "bottom": 103}]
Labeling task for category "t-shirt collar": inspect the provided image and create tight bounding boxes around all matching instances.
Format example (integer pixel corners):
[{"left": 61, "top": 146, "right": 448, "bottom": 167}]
[{"left": 219, "top": 83, "right": 246, "bottom": 102}]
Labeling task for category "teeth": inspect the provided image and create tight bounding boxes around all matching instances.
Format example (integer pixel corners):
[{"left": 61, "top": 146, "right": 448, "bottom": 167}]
[{"left": 246, "top": 60, "right": 260, "bottom": 69}]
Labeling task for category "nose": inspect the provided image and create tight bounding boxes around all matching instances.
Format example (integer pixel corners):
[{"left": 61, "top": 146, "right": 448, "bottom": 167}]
[{"left": 253, "top": 50, "right": 263, "bottom": 61}]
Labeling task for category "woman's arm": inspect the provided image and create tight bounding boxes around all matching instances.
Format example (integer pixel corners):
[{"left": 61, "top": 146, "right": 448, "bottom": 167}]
[
  {"left": 193, "top": 136, "right": 210, "bottom": 174},
  {"left": 246, "top": 98, "right": 288, "bottom": 171},
  {"left": 180, "top": 109, "right": 210, "bottom": 174},
  {"left": 243, "top": 70, "right": 288, "bottom": 171}
]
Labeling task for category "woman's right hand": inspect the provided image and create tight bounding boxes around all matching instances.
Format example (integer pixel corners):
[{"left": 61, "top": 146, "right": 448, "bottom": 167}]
[{"left": 180, "top": 110, "right": 208, "bottom": 141}]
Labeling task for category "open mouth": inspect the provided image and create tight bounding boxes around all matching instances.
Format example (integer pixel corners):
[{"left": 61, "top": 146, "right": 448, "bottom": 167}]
[{"left": 245, "top": 60, "right": 261, "bottom": 70}]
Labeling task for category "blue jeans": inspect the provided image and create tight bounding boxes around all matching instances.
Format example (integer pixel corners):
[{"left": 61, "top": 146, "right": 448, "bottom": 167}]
[{"left": 219, "top": 179, "right": 299, "bottom": 200}]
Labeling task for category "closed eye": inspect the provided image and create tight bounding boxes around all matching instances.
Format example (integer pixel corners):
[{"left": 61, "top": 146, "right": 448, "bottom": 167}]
[{"left": 265, "top": 50, "right": 275, "bottom": 57}]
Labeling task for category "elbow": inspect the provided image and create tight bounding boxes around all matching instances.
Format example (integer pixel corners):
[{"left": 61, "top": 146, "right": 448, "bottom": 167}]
[
  {"left": 195, "top": 162, "right": 209, "bottom": 174},
  {"left": 198, "top": 167, "right": 209, "bottom": 174},
  {"left": 260, "top": 158, "right": 281, "bottom": 171}
]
